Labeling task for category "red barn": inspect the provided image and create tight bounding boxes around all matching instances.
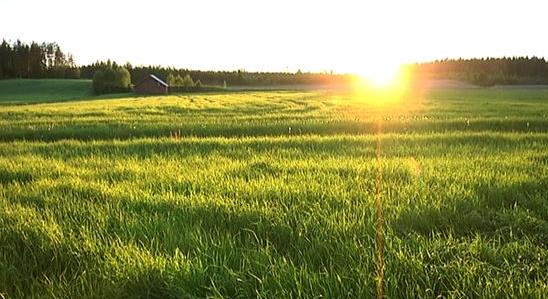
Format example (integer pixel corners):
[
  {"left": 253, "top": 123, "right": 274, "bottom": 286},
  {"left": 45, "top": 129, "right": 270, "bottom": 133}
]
[{"left": 134, "top": 74, "right": 169, "bottom": 94}]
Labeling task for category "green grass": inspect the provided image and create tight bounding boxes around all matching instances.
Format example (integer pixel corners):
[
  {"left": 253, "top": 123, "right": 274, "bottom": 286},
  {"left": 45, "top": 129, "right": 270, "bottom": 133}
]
[
  {"left": 0, "top": 79, "right": 97, "bottom": 104},
  {"left": 0, "top": 85, "right": 547, "bottom": 298}
]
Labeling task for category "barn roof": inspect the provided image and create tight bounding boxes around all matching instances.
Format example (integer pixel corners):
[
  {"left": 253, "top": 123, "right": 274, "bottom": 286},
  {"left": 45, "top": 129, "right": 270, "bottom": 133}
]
[{"left": 136, "top": 74, "right": 168, "bottom": 87}]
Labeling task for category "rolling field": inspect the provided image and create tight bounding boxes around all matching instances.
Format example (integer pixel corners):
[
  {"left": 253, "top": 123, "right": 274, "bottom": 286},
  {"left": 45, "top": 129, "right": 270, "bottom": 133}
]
[{"left": 1, "top": 81, "right": 547, "bottom": 298}]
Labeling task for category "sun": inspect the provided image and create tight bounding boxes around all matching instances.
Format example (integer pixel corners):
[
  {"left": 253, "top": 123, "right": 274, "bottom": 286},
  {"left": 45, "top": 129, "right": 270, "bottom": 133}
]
[
  {"left": 352, "top": 63, "right": 412, "bottom": 106},
  {"left": 359, "top": 63, "right": 403, "bottom": 88}
]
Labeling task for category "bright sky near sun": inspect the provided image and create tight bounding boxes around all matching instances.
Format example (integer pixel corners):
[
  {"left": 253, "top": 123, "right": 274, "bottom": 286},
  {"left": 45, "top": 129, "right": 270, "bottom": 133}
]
[{"left": 1, "top": 0, "right": 548, "bottom": 73}]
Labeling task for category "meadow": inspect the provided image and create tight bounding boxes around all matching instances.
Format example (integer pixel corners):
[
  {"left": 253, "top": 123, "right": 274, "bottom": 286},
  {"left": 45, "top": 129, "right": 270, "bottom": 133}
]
[{"left": 0, "top": 80, "right": 547, "bottom": 298}]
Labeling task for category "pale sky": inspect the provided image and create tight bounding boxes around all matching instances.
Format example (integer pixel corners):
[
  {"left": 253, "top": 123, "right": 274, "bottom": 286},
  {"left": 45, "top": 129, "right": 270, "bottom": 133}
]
[{"left": 2, "top": 0, "right": 548, "bottom": 74}]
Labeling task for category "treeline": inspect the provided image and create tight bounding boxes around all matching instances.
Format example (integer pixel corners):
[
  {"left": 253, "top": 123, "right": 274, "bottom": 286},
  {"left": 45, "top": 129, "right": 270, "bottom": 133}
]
[
  {"left": 5, "top": 39, "right": 548, "bottom": 87},
  {"left": 0, "top": 39, "right": 80, "bottom": 79},
  {"left": 414, "top": 57, "right": 548, "bottom": 86},
  {"left": 2, "top": 38, "right": 351, "bottom": 87},
  {"left": 81, "top": 63, "right": 353, "bottom": 87}
]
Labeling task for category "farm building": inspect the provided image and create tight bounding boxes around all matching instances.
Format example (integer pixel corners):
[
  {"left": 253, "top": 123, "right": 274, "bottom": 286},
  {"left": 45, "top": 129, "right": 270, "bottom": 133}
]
[{"left": 134, "top": 74, "right": 168, "bottom": 94}]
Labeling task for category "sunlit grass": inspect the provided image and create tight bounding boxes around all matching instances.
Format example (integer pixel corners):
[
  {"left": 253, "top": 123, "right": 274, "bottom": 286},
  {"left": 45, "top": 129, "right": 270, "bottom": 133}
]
[{"left": 0, "top": 89, "right": 547, "bottom": 297}]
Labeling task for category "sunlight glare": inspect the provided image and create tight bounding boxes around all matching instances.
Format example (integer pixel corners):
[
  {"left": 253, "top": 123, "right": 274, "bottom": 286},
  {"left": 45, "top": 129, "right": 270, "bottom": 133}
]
[
  {"left": 360, "top": 63, "right": 402, "bottom": 88},
  {"left": 353, "top": 63, "right": 412, "bottom": 107}
]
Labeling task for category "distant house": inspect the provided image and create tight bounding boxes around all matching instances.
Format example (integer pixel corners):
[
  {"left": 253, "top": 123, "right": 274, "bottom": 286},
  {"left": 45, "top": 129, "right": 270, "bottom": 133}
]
[{"left": 134, "top": 74, "right": 168, "bottom": 94}]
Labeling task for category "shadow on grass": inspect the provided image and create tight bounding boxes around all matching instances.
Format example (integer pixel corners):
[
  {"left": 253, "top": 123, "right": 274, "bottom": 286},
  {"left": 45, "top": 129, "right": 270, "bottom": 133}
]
[
  {"left": 393, "top": 179, "right": 548, "bottom": 245},
  {"left": 0, "top": 168, "right": 35, "bottom": 185},
  {"left": 1, "top": 120, "right": 548, "bottom": 142},
  {"left": 9, "top": 133, "right": 545, "bottom": 163},
  {"left": 120, "top": 267, "right": 195, "bottom": 299},
  {"left": 121, "top": 199, "right": 298, "bottom": 257},
  {"left": 0, "top": 213, "right": 95, "bottom": 297}
]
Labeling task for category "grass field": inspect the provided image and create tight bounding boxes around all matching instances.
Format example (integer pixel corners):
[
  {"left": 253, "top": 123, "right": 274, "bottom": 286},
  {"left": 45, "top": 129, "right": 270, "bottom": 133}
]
[
  {"left": 0, "top": 79, "right": 97, "bottom": 104},
  {"left": 0, "top": 80, "right": 547, "bottom": 298}
]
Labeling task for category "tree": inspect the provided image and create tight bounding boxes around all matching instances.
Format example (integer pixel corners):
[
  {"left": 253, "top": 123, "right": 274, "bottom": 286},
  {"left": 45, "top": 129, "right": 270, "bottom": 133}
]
[
  {"left": 65, "top": 67, "right": 81, "bottom": 79},
  {"left": 29, "top": 42, "right": 44, "bottom": 78},
  {"left": 53, "top": 43, "right": 66, "bottom": 66},
  {"left": 175, "top": 74, "right": 184, "bottom": 86},
  {"left": 166, "top": 73, "right": 176, "bottom": 86},
  {"left": 92, "top": 65, "right": 131, "bottom": 94},
  {"left": 0, "top": 40, "right": 10, "bottom": 79},
  {"left": 182, "top": 74, "right": 194, "bottom": 87},
  {"left": 13, "top": 40, "right": 30, "bottom": 78}
]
